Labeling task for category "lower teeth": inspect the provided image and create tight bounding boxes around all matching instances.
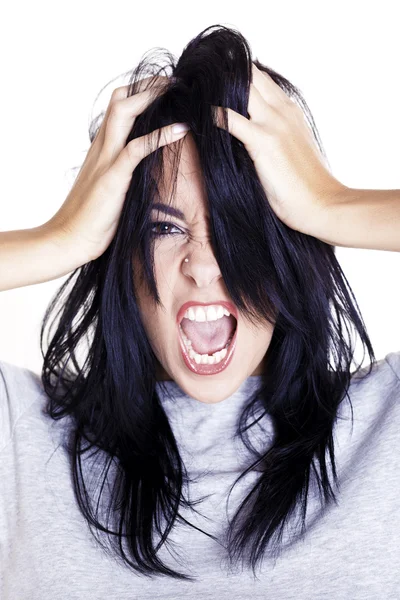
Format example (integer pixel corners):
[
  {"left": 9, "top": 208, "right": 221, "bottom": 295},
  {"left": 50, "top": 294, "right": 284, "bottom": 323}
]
[{"left": 179, "top": 325, "right": 235, "bottom": 365}]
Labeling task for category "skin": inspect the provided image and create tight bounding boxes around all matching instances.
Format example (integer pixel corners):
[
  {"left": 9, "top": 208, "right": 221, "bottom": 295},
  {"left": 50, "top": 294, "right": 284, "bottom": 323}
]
[
  {"left": 132, "top": 132, "right": 274, "bottom": 405},
  {"left": 2, "top": 65, "right": 398, "bottom": 404}
]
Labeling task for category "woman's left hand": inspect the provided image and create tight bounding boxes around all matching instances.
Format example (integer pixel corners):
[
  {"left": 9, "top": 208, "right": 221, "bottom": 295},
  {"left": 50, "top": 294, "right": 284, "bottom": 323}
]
[{"left": 212, "top": 62, "right": 347, "bottom": 236}]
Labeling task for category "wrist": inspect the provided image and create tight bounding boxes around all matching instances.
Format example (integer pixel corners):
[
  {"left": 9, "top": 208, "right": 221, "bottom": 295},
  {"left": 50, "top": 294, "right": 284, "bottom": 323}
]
[
  {"left": 304, "top": 184, "right": 352, "bottom": 247},
  {"left": 39, "top": 219, "right": 93, "bottom": 269}
]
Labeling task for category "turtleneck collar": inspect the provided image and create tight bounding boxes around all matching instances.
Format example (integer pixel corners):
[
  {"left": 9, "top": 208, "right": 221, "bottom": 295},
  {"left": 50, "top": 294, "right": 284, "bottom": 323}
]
[{"left": 155, "top": 375, "right": 264, "bottom": 421}]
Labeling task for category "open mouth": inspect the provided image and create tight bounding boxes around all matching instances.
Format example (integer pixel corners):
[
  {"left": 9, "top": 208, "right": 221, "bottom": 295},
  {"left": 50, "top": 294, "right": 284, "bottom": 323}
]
[{"left": 177, "top": 317, "right": 238, "bottom": 375}]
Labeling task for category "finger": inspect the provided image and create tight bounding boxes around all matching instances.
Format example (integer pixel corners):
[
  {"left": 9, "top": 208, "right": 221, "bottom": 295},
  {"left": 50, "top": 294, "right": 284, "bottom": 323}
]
[
  {"left": 212, "top": 105, "right": 257, "bottom": 150},
  {"left": 95, "top": 75, "right": 170, "bottom": 152},
  {"left": 107, "top": 122, "right": 189, "bottom": 188},
  {"left": 100, "top": 83, "right": 171, "bottom": 164},
  {"left": 247, "top": 82, "right": 280, "bottom": 126},
  {"left": 251, "top": 62, "right": 292, "bottom": 108}
]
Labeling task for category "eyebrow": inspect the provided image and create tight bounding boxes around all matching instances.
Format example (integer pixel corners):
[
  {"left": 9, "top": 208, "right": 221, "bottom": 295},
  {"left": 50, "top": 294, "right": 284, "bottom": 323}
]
[{"left": 151, "top": 202, "right": 185, "bottom": 221}]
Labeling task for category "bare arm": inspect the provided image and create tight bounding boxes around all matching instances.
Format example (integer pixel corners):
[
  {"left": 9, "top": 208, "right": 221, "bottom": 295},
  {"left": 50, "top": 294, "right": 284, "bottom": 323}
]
[
  {"left": 0, "top": 76, "right": 189, "bottom": 294},
  {"left": 0, "top": 223, "right": 89, "bottom": 292},
  {"left": 309, "top": 187, "right": 400, "bottom": 252},
  {"left": 215, "top": 64, "right": 400, "bottom": 253}
]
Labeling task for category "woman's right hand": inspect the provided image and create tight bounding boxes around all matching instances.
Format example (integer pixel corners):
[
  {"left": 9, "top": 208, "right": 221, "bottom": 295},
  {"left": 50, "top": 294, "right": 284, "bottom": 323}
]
[
  {"left": 44, "top": 76, "right": 190, "bottom": 263},
  {"left": 0, "top": 77, "right": 190, "bottom": 292}
]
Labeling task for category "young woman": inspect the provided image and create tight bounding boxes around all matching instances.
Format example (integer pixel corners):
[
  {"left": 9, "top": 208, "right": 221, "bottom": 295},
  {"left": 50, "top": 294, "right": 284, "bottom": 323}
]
[{"left": 1, "top": 25, "right": 399, "bottom": 599}]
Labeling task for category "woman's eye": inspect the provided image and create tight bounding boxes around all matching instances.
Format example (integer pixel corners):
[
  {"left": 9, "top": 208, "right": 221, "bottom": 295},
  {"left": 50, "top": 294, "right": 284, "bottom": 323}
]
[{"left": 150, "top": 221, "right": 182, "bottom": 237}]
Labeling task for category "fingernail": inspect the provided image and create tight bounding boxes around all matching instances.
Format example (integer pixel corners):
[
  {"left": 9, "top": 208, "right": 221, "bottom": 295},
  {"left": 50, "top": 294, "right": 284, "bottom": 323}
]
[{"left": 172, "top": 123, "right": 190, "bottom": 134}]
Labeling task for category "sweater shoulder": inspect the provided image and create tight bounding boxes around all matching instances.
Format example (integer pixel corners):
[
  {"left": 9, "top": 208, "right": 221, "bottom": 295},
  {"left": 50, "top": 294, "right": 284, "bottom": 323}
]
[{"left": 0, "top": 359, "right": 46, "bottom": 452}]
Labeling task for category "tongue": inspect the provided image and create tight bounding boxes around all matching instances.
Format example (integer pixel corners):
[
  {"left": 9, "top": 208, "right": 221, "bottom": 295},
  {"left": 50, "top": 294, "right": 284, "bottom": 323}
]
[{"left": 180, "top": 315, "right": 237, "bottom": 355}]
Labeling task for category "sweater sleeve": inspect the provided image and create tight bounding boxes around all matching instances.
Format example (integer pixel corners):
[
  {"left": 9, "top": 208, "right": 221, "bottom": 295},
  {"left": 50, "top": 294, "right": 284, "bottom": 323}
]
[
  {"left": 384, "top": 350, "right": 400, "bottom": 384},
  {"left": 0, "top": 360, "right": 44, "bottom": 453}
]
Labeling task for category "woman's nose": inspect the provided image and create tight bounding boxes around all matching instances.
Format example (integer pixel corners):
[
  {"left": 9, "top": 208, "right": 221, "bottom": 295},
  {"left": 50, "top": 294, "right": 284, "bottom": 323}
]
[{"left": 182, "top": 245, "right": 222, "bottom": 287}]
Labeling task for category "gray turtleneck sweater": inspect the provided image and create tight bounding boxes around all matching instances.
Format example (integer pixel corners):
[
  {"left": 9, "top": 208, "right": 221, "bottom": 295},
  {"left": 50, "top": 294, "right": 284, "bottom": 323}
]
[{"left": 1, "top": 352, "right": 400, "bottom": 599}]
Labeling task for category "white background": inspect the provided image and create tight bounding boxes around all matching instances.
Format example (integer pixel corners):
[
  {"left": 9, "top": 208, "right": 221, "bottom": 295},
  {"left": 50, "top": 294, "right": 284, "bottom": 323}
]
[{"left": 1, "top": 0, "right": 399, "bottom": 376}]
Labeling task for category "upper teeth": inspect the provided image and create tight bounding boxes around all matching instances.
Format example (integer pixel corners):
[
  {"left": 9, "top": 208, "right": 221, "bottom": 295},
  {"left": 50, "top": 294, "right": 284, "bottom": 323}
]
[{"left": 183, "top": 305, "right": 231, "bottom": 322}]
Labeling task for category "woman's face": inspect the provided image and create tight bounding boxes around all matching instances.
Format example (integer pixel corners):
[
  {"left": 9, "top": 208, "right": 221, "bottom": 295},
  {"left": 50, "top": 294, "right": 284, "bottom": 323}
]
[{"left": 133, "top": 134, "right": 275, "bottom": 404}]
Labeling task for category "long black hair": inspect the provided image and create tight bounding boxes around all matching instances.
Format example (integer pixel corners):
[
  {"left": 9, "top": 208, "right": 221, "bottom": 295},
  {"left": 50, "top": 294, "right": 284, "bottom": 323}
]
[{"left": 40, "top": 24, "right": 376, "bottom": 580}]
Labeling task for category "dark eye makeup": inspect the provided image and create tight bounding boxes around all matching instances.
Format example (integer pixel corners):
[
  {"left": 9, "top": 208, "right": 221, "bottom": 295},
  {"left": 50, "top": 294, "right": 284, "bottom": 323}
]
[{"left": 150, "top": 221, "right": 183, "bottom": 237}]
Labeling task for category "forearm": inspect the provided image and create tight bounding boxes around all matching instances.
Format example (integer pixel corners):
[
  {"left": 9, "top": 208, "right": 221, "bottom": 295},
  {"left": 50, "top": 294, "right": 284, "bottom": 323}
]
[
  {"left": 309, "top": 187, "right": 400, "bottom": 252},
  {"left": 0, "top": 224, "right": 88, "bottom": 292}
]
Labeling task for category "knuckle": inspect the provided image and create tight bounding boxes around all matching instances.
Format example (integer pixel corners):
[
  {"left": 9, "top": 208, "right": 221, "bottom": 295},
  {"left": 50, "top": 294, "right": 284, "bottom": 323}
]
[
  {"left": 110, "top": 86, "right": 128, "bottom": 102},
  {"left": 286, "top": 99, "right": 302, "bottom": 115},
  {"left": 97, "top": 169, "right": 121, "bottom": 200},
  {"left": 108, "top": 99, "right": 124, "bottom": 121},
  {"left": 160, "top": 127, "right": 170, "bottom": 144},
  {"left": 149, "top": 74, "right": 169, "bottom": 87},
  {"left": 149, "top": 128, "right": 163, "bottom": 149},
  {"left": 247, "top": 125, "right": 266, "bottom": 160},
  {"left": 272, "top": 108, "right": 295, "bottom": 136},
  {"left": 127, "top": 139, "right": 141, "bottom": 164},
  {"left": 271, "top": 114, "right": 289, "bottom": 136},
  {"left": 280, "top": 98, "right": 302, "bottom": 123}
]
